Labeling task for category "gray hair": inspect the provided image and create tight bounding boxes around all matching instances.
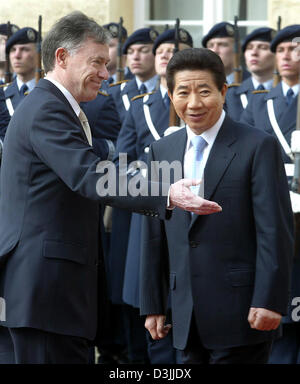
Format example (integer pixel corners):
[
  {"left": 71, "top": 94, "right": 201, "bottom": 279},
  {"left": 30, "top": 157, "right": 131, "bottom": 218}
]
[{"left": 42, "top": 11, "right": 111, "bottom": 73}]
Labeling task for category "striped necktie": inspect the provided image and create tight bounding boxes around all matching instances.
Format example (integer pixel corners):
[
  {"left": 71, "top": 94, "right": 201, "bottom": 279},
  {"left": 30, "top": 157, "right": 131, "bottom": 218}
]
[{"left": 79, "top": 109, "right": 92, "bottom": 145}]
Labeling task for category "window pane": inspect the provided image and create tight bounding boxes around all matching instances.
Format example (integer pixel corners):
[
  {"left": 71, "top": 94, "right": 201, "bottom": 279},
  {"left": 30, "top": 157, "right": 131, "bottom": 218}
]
[
  {"left": 150, "top": 0, "right": 203, "bottom": 20},
  {"left": 223, "top": 0, "right": 267, "bottom": 20}
]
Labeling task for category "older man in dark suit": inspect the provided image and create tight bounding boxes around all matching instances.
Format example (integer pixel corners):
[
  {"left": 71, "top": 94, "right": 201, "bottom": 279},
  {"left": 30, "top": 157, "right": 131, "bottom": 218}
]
[
  {"left": 140, "top": 48, "right": 294, "bottom": 364},
  {"left": 0, "top": 13, "right": 221, "bottom": 364}
]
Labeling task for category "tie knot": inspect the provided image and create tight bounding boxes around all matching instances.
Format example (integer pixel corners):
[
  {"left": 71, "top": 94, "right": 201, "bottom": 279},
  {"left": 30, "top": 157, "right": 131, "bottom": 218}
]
[
  {"left": 191, "top": 135, "right": 207, "bottom": 152},
  {"left": 256, "top": 84, "right": 265, "bottom": 91},
  {"left": 140, "top": 83, "right": 147, "bottom": 94},
  {"left": 20, "top": 84, "right": 28, "bottom": 95}
]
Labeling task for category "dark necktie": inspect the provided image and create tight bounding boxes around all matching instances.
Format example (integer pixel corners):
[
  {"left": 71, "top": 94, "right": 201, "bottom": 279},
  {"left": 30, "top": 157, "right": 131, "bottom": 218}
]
[
  {"left": 163, "top": 93, "right": 170, "bottom": 109},
  {"left": 19, "top": 84, "right": 28, "bottom": 98},
  {"left": 286, "top": 88, "right": 294, "bottom": 106},
  {"left": 256, "top": 84, "right": 265, "bottom": 91},
  {"left": 139, "top": 83, "right": 147, "bottom": 94}
]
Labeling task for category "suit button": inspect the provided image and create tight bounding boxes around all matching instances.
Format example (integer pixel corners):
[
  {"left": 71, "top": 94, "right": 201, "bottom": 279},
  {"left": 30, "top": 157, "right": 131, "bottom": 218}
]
[{"left": 190, "top": 241, "right": 198, "bottom": 248}]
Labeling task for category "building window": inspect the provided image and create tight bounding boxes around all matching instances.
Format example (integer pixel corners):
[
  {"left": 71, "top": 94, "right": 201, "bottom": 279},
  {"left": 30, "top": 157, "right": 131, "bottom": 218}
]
[{"left": 138, "top": 0, "right": 268, "bottom": 47}]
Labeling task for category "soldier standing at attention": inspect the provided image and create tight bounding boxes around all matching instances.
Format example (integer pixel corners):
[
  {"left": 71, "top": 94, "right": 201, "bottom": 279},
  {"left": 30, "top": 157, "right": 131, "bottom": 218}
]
[
  {"left": 226, "top": 27, "right": 276, "bottom": 121},
  {"left": 202, "top": 21, "right": 250, "bottom": 85},
  {"left": 241, "top": 24, "right": 300, "bottom": 364},
  {"left": 4, "top": 27, "right": 38, "bottom": 116}
]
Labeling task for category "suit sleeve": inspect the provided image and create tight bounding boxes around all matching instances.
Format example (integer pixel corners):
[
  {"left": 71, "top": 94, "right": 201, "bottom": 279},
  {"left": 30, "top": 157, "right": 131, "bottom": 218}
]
[
  {"left": 29, "top": 100, "right": 169, "bottom": 219},
  {"left": 139, "top": 144, "right": 170, "bottom": 316},
  {"left": 250, "top": 134, "right": 294, "bottom": 314}
]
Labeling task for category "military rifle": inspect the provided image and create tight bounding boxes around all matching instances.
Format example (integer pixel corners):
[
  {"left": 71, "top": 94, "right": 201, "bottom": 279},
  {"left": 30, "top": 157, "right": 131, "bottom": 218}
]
[
  {"left": 4, "top": 21, "right": 12, "bottom": 84},
  {"left": 233, "top": 16, "right": 242, "bottom": 84},
  {"left": 116, "top": 17, "right": 125, "bottom": 82},
  {"left": 169, "top": 18, "right": 180, "bottom": 127},
  {"left": 35, "top": 15, "right": 43, "bottom": 83},
  {"left": 272, "top": 16, "right": 282, "bottom": 87}
]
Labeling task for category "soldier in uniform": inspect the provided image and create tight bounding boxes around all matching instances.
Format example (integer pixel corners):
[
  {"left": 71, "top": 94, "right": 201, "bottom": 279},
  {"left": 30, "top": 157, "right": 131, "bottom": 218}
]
[
  {"left": 241, "top": 24, "right": 300, "bottom": 364},
  {"left": 226, "top": 27, "right": 276, "bottom": 121},
  {"left": 0, "top": 23, "right": 19, "bottom": 81},
  {"left": 4, "top": 27, "right": 38, "bottom": 116},
  {"left": 107, "top": 27, "right": 159, "bottom": 363},
  {"left": 202, "top": 21, "right": 250, "bottom": 84},
  {"left": 109, "top": 27, "right": 159, "bottom": 122},
  {"left": 112, "top": 28, "right": 193, "bottom": 364},
  {"left": 103, "top": 22, "right": 133, "bottom": 84}
]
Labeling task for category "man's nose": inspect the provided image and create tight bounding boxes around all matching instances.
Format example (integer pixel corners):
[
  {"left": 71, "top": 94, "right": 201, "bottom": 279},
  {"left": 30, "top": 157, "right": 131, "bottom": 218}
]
[
  {"left": 188, "top": 94, "right": 202, "bottom": 108},
  {"left": 98, "top": 66, "right": 109, "bottom": 80}
]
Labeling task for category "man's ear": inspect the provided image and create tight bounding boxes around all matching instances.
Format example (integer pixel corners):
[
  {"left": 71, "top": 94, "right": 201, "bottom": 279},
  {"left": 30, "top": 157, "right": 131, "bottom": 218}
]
[
  {"left": 168, "top": 89, "right": 173, "bottom": 102},
  {"left": 55, "top": 47, "right": 68, "bottom": 69},
  {"left": 221, "top": 82, "right": 228, "bottom": 101}
]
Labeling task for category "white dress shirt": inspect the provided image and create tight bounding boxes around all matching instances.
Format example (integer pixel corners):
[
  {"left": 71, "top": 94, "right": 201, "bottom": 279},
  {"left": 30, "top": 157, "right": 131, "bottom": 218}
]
[
  {"left": 281, "top": 81, "right": 299, "bottom": 97},
  {"left": 184, "top": 110, "right": 226, "bottom": 196},
  {"left": 45, "top": 77, "right": 81, "bottom": 117}
]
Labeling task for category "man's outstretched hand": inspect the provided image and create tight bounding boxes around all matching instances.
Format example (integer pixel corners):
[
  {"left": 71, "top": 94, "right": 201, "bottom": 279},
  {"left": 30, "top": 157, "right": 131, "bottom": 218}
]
[{"left": 169, "top": 179, "right": 222, "bottom": 215}]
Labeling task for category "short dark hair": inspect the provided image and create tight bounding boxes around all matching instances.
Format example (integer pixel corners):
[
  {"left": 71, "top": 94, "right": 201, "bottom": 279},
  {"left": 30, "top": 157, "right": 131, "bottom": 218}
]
[
  {"left": 42, "top": 11, "right": 110, "bottom": 73},
  {"left": 166, "top": 48, "right": 226, "bottom": 94}
]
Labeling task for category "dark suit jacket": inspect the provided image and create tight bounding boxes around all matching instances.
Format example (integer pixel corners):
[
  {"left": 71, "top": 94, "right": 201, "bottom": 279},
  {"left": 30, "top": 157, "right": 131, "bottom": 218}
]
[
  {"left": 140, "top": 115, "right": 294, "bottom": 350},
  {"left": 0, "top": 79, "right": 168, "bottom": 340}
]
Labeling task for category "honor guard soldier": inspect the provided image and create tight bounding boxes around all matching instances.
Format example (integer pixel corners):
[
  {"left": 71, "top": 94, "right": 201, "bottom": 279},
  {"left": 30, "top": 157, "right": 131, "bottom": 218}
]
[
  {"left": 226, "top": 27, "right": 276, "bottom": 121},
  {"left": 0, "top": 23, "right": 19, "bottom": 81},
  {"left": 241, "top": 24, "right": 300, "bottom": 364},
  {"left": 4, "top": 27, "right": 39, "bottom": 116},
  {"left": 202, "top": 21, "right": 250, "bottom": 84},
  {"left": 109, "top": 27, "right": 193, "bottom": 364},
  {"left": 109, "top": 27, "right": 159, "bottom": 122},
  {"left": 0, "top": 24, "right": 19, "bottom": 149},
  {"left": 103, "top": 22, "right": 133, "bottom": 84}
]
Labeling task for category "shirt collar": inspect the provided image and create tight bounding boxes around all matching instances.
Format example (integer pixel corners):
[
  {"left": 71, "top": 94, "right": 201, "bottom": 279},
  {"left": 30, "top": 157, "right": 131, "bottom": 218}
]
[
  {"left": 135, "top": 74, "right": 158, "bottom": 93},
  {"left": 45, "top": 76, "right": 81, "bottom": 117},
  {"left": 186, "top": 109, "right": 226, "bottom": 151},
  {"left": 160, "top": 84, "right": 168, "bottom": 98},
  {"left": 281, "top": 81, "right": 299, "bottom": 97},
  {"left": 251, "top": 76, "right": 273, "bottom": 91},
  {"left": 16, "top": 77, "right": 36, "bottom": 93}
]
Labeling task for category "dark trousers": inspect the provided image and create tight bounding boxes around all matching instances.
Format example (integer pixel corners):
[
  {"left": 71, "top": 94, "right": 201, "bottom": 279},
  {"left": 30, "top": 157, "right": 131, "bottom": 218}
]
[
  {"left": 181, "top": 315, "right": 272, "bottom": 364},
  {"left": 268, "top": 323, "right": 300, "bottom": 364},
  {"left": 0, "top": 326, "right": 90, "bottom": 364}
]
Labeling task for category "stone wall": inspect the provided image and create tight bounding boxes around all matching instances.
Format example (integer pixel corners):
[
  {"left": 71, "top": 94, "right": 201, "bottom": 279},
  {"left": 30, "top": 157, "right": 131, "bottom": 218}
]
[
  {"left": 0, "top": 0, "right": 114, "bottom": 34},
  {"left": 268, "top": 0, "right": 300, "bottom": 29}
]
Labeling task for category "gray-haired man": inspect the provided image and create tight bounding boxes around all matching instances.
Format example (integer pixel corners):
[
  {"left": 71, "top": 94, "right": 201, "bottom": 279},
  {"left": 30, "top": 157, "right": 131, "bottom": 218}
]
[{"left": 0, "top": 12, "right": 220, "bottom": 364}]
